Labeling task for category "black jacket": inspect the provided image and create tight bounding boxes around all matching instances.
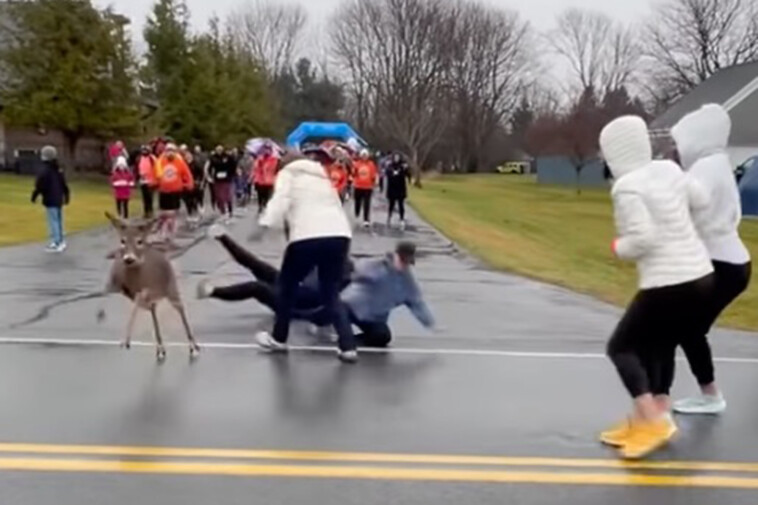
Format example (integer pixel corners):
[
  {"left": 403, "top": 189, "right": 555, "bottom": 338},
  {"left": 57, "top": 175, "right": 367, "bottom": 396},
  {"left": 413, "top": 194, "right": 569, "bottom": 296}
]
[
  {"left": 385, "top": 160, "right": 411, "bottom": 199},
  {"left": 208, "top": 153, "right": 235, "bottom": 183},
  {"left": 31, "top": 161, "right": 70, "bottom": 208}
]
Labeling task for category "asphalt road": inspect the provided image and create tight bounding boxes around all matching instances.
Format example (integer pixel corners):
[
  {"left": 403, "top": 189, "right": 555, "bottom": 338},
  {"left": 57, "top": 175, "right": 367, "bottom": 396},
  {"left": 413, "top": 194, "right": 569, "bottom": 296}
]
[{"left": 0, "top": 197, "right": 757, "bottom": 504}]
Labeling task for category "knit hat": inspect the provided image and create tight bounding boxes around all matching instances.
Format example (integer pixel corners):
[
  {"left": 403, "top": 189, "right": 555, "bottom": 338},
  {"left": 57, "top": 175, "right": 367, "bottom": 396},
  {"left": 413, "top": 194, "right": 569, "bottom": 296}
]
[
  {"left": 599, "top": 116, "right": 652, "bottom": 180},
  {"left": 40, "top": 145, "right": 57, "bottom": 162}
]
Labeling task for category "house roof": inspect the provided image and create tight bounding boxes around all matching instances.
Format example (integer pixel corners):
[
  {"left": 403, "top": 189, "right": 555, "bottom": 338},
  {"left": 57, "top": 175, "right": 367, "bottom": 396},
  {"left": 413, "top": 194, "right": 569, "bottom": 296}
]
[{"left": 651, "top": 61, "right": 758, "bottom": 147}]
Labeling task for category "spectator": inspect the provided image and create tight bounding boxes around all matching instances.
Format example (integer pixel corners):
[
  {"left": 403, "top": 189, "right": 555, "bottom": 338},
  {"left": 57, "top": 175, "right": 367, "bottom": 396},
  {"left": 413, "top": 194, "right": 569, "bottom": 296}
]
[
  {"left": 31, "top": 146, "right": 69, "bottom": 253},
  {"left": 111, "top": 156, "right": 135, "bottom": 219}
]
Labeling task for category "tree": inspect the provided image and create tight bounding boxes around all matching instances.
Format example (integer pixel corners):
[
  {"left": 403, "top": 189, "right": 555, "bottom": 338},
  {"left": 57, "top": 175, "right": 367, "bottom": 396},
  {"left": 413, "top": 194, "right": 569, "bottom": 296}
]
[
  {"left": 0, "top": 0, "right": 140, "bottom": 164},
  {"left": 645, "top": 0, "right": 758, "bottom": 106},
  {"left": 227, "top": 0, "right": 307, "bottom": 79},
  {"left": 274, "top": 58, "right": 345, "bottom": 132},
  {"left": 550, "top": 9, "right": 640, "bottom": 99}
]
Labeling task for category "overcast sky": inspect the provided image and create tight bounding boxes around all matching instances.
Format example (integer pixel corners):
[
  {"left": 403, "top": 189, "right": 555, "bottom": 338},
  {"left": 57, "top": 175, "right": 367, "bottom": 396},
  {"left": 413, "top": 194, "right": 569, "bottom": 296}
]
[{"left": 94, "top": 0, "right": 662, "bottom": 41}]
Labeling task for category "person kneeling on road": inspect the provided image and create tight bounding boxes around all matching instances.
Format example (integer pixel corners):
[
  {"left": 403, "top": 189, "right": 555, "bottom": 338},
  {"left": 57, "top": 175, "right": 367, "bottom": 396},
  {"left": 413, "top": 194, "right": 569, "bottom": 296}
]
[{"left": 198, "top": 230, "right": 434, "bottom": 348}]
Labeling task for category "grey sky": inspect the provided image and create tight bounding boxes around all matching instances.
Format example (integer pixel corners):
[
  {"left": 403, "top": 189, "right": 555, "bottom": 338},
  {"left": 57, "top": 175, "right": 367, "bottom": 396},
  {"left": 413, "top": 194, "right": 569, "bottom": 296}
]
[{"left": 95, "top": 0, "right": 662, "bottom": 41}]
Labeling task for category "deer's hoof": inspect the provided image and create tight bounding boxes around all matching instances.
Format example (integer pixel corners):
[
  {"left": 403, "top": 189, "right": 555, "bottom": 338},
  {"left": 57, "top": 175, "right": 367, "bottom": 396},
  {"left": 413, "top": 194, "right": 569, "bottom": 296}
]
[
  {"left": 156, "top": 349, "right": 167, "bottom": 363},
  {"left": 190, "top": 346, "right": 200, "bottom": 360},
  {"left": 120, "top": 341, "right": 131, "bottom": 350}
]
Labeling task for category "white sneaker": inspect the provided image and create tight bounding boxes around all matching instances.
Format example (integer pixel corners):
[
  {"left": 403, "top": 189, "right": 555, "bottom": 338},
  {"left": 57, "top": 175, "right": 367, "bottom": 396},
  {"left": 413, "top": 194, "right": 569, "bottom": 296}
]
[
  {"left": 337, "top": 349, "right": 358, "bottom": 364},
  {"left": 362, "top": 221, "right": 371, "bottom": 229},
  {"left": 45, "top": 243, "right": 58, "bottom": 253},
  {"left": 400, "top": 220, "right": 407, "bottom": 231},
  {"left": 196, "top": 280, "right": 215, "bottom": 299},
  {"left": 673, "top": 394, "right": 727, "bottom": 415},
  {"left": 208, "top": 224, "right": 227, "bottom": 240},
  {"left": 255, "top": 331, "right": 288, "bottom": 353}
]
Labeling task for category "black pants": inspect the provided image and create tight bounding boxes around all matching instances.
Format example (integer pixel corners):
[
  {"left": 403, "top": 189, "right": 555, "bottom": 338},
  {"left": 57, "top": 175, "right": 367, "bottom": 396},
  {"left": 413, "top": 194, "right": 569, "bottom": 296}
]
[
  {"left": 115, "top": 199, "right": 129, "bottom": 219},
  {"left": 273, "top": 237, "right": 355, "bottom": 351},
  {"left": 140, "top": 185, "right": 154, "bottom": 218},
  {"left": 354, "top": 189, "right": 373, "bottom": 222},
  {"left": 682, "top": 261, "right": 751, "bottom": 386},
  {"left": 183, "top": 190, "right": 197, "bottom": 216},
  {"left": 255, "top": 184, "right": 274, "bottom": 213},
  {"left": 388, "top": 197, "right": 406, "bottom": 221},
  {"left": 607, "top": 274, "right": 714, "bottom": 398},
  {"left": 208, "top": 182, "right": 217, "bottom": 209}
]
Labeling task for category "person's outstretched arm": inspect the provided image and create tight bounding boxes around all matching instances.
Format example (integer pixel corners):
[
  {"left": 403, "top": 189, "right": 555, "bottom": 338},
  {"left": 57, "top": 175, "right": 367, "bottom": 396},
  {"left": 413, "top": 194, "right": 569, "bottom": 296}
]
[{"left": 405, "top": 280, "right": 435, "bottom": 329}]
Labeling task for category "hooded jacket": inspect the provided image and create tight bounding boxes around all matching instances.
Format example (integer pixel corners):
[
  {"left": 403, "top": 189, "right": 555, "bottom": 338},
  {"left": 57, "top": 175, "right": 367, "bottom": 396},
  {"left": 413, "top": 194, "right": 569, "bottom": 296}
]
[
  {"left": 259, "top": 158, "right": 352, "bottom": 243},
  {"left": 671, "top": 104, "right": 750, "bottom": 265},
  {"left": 600, "top": 115, "right": 713, "bottom": 290},
  {"left": 31, "top": 160, "right": 69, "bottom": 208}
]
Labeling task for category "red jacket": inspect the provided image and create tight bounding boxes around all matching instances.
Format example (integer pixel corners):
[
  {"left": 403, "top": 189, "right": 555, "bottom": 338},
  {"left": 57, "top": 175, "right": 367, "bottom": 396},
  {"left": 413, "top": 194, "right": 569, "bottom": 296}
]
[
  {"left": 353, "top": 160, "right": 378, "bottom": 190},
  {"left": 111, "top": 168, "right": 135, "bottom": 200},
  {"left": 328, "top": 163, "right": 348, "bottom": 194},
  {"left": 253, "top": 155, "right": 278, "bottom": 187}
]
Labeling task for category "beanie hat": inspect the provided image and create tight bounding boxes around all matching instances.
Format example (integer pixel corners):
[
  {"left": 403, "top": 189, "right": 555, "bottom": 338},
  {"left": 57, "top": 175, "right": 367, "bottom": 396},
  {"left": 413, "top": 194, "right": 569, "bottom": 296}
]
[
  {"left": 40, "top": 145, "right": 57, "bottom": 162},
  {"left": 599, "top": 116, "right": 652, "bottom": 180}
]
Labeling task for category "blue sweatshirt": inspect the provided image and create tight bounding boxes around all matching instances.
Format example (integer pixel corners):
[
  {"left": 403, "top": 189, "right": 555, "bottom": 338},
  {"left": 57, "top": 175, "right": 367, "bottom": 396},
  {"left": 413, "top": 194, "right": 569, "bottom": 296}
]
[{"left": 341, "top": 254, "right": 434, "bottom": 327}]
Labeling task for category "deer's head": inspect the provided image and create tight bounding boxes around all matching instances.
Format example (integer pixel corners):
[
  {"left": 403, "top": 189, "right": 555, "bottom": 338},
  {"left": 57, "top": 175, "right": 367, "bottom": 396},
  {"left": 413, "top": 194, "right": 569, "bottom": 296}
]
[{"left": 105, "top": 212, "right": 157, "bottom": 267}]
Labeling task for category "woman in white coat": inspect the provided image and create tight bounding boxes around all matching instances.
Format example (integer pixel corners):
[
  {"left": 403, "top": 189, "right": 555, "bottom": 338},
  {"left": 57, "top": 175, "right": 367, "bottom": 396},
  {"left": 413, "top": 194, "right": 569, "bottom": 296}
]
[
  {"left": 599, "top": 116, "right": 714, "bottom": 459},
  {"left": 670, "top": 104, "right": 752, "bottom": 414},
  {"left": 254, "top": 148, "right": 358, "bottom": 363}
]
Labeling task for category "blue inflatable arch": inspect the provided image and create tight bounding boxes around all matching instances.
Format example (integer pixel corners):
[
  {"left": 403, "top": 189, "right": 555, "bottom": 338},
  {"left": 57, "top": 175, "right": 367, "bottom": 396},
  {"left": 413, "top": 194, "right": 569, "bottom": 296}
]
[{"left": 286, "top": 122, "right": 367, "bottom": 150}]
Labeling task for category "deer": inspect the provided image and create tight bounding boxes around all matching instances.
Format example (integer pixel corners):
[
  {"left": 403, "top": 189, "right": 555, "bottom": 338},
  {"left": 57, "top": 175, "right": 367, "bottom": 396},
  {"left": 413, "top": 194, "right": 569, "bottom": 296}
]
[{"left": 97, "top": 212, "right": 200, "bottom": 362}]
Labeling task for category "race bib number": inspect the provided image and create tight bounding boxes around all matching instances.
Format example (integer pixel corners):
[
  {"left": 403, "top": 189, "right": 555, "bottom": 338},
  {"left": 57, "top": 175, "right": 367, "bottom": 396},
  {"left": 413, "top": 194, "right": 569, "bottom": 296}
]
[{"left": 217, "top": 172, "right": 227, "bottom": 180}]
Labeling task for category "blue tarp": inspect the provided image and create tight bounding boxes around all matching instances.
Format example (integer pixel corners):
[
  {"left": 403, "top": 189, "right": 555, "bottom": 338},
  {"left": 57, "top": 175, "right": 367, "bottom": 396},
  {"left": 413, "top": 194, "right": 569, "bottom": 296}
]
[{"left": 285, "top": 122, "right": 366, "bottom": 149}]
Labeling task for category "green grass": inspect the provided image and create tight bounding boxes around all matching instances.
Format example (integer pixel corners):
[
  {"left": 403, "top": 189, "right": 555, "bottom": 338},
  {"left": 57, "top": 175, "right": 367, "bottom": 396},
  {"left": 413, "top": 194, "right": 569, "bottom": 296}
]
[
  {"left": 0, "top": 173, "right": 112, "bottom": 246},
  {"left": 412, "top": 174, "right": 758, "bottom": 331}
]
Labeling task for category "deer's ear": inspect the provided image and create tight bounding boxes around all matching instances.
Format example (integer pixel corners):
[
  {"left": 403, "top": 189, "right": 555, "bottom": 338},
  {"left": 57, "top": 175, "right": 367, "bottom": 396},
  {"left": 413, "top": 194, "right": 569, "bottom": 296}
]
[
  {"left": 137, "top": 217, "right": 160, "bottom": 235},
  {"left": 104, "top": 212, "right": 125, "bottom": 230}
]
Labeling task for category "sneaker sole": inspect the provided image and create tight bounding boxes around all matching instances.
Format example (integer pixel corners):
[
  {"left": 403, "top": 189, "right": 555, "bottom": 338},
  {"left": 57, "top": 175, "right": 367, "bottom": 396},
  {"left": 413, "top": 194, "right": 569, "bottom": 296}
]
[{"left": 673, "top": 405, "right": 726, "bottom": 415}]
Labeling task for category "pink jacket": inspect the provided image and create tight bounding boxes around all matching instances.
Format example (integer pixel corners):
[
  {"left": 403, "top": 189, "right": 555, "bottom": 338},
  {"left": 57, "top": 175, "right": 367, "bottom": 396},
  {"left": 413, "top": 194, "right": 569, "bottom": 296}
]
[{"left": 111, "top": 168, "right": 134, "bottom": 200}]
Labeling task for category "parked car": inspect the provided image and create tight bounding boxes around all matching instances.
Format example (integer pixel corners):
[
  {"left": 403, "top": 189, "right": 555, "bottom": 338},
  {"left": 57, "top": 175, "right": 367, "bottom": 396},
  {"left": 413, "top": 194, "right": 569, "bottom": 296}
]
[{"left": 496, "top": 161, "right": 530, "bottom": 175}]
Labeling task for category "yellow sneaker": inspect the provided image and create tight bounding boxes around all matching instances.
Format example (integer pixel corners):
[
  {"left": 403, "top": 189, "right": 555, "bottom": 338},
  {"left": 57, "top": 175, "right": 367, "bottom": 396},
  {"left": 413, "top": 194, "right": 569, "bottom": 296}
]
[
  {"left": 600, "top": 418, "right": 632, "bottom": 447},
  {"left": 619, "top": 417, "right": 678, "bottom": 460}
]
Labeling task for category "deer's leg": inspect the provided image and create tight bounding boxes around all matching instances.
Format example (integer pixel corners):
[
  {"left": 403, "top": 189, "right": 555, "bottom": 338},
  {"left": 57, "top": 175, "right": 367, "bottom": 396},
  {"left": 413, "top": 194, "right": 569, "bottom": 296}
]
[
  {"left": 171, "top": 299, "right": 200, "bottom": 359},
  {"left": 150, "top": 304, "right": 166, "bottom": 362},
  {"left": 122, "top": 301, "right": 140, "bottom": 350}
]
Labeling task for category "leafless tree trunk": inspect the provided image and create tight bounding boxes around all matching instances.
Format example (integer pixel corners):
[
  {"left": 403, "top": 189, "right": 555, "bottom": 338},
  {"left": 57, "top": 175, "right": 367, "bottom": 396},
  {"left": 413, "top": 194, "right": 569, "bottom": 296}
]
[
  {"left": 227, "top": 0, "right": 307, "bottom": 78},
  {"left": 644, "top": 0, "right": 758, "bottom": 106},
  {"left": 549, "top": 8, "right": 640, "bottom": 98}
]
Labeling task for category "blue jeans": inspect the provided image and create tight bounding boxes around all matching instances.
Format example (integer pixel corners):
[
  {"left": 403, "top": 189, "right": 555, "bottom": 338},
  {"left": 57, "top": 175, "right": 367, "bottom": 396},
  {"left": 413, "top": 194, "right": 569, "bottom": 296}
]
[{"left": 45, "top": 207, "right": 63, "bottom": 245}]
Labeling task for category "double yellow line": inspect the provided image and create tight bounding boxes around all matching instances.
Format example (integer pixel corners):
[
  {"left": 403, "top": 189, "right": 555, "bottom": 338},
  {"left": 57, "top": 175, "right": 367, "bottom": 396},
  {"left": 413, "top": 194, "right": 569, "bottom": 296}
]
[{"left": 0, "top": 443, "right": 757, "bottom": 489}]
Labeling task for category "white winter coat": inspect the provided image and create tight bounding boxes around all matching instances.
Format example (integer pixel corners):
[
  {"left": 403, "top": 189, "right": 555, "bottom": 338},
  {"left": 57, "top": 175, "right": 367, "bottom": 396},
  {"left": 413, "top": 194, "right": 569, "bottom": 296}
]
[
  {"left": 600, "top": 116, "right": 713, "bottom": 290},
  {"left": 671, "top": 104, "right": 750, "bottom": 265},
  {"left": 259, "top": 159, "right": 352, "bottom": 243}
]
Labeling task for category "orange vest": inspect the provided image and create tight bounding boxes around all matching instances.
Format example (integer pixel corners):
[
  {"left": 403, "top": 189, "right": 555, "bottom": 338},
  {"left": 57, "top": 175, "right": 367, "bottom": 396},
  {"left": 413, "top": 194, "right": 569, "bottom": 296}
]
[{"left": 353, "top": 160, "right": 377, "bottom": 189}]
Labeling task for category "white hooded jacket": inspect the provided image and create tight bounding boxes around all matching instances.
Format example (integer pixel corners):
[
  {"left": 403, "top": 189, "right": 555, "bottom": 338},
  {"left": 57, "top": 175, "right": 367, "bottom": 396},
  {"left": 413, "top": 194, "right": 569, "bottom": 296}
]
[
  {"left": 259, "top": 158, "right": 352, "bottom": 243},
  {"left": 600, "top": 116, "right": 713, "bottom": 290},
  {"left": 671, "top": 104, "right": 750, "bottom": 265}
]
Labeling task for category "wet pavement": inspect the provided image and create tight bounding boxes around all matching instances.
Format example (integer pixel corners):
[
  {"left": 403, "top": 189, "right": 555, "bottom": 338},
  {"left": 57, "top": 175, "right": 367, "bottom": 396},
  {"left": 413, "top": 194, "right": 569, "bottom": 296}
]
[{"left": 0, "top": 198, "right": 757, "bottom": 503}]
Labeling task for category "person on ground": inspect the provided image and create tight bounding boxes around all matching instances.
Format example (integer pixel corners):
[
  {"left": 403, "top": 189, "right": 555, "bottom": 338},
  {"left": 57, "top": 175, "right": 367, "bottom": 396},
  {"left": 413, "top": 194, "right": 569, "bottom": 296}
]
[
  {"left": 353, "top": 149, "right": 378, "bottom": 228},
  {"left": 31, "top": 146, "right": 70, "bottom": 253},
  {"left": 386, "top": 153, "right": 411, "bottom": 230},
  {"left": 111, "top": 156, "right": 134, "bottom": 219},
  {"left": 136, "top": 146, "right": 158, "bottom": 218},
  {"left": 155, "top": 143, "right": 194, "bottom": 243},
  {"left": 670, "top": 104, "right": 752, "bottom": 415},
  {"left": 208, "top": 145, "right": 235, "bottom": 221},
  {"left": 599, "top": 115, "right": 715, "bottom": 460},
  {"left": 253, "top": 149, "right": 357, "bottom": 363},
  {"left": 252, "top": 148, "right": 279, "bottom": 214}
]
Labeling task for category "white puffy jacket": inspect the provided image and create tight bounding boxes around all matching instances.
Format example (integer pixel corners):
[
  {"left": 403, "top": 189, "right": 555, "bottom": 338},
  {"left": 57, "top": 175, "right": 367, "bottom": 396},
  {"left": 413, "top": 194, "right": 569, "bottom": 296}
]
[
  {"left": 671, "top": 104, "right": 750, "bottom": 265},
  {"left": 259, "top": 159, "right": 351, "bottom": 243},
  {"left": 600, "top": 116, "right": 713, "bottom": 290}
]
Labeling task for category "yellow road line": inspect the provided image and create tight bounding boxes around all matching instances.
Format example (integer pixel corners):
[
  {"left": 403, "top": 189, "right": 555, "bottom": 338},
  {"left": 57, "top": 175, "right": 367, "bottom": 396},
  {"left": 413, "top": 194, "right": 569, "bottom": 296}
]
[
  {"left": 1, "top": 457, "right": 758, "bottom": 489},
  {"left": 0, "top": 443, "right": 757, "bottom": 474}
]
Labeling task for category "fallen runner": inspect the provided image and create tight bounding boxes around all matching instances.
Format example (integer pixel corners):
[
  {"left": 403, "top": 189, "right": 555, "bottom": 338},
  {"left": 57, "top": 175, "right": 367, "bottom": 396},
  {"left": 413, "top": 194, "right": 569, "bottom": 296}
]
[{"left": 198, "top": 226, "right": 435, "bottom": 348}]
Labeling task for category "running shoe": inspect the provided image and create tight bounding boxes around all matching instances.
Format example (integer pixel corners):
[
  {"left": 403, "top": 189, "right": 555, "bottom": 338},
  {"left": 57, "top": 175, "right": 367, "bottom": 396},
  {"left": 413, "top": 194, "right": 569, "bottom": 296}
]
[
  {"left": 45, "top": 243, "right": 58, "bottom": 253},
  {"left": 196, "top": 280, "right": 215, "bottom": 299},
  {"left": 362, "top": 221, "right": 371, "bottom": 229},
  {"left": 208, "top": 224, "right": 227, "bottom": 240},
  {"left": 337, "top": 349, "right": 359, "bottom": 364},
  {"left": 56, "top": 242, "right": 67, "bottom": 252},
  {"left": 600, "top": 418, "right": 632, "bottom": 447},
  {"left": 255, "top": 331, "right": 289, "bottom": 353},
  {"left": 619, "top": 417, "right": 678, "bottom": 460},
  {"left": 400, "top": 220, "right": 407, "bottom": 231},
  {"left": 673, "top": 393, "right": 726, "bottom": 415}
]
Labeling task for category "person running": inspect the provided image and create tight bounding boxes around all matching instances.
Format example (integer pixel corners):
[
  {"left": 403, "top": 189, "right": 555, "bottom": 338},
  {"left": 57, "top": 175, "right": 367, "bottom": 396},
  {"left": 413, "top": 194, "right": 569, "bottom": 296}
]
[
  {"left": 327, "top": 158, "right": 349, "bottom": 204},
  {"left": 180, "top": 145, "right": 199, "bottom": 220},
  {"left": 155, "top": 143, "right": 194, "bottom": 243},
  {"left": 111, "top": 156, "right": 134, "bottom": 219},
  {"left": 198, "top": 228, "right": 432, "bottom": 349},
  {"left": 252, "top": 148, "right": 278, "bottom": 214},
  {"left": 31, "top": 146, "right": 69, "bottom": 253},
  {"left": 599, "top": 115, "right": 715, "bottom": 460},
  {"left": 253, "top": 149, "right": 357, "bottom": 363},
  {"left": 136, "top": 146, "right": 158, "bottom": 218},
  {"left": 386, "top": 153, "right": 411, "bottom": 230},
  {"left": 353, "top": 149, "right": 378, "bottom": 228},
  {"left": 670, "top": 104, "right": 752, "bottom": 415},
  {"left": 188, "top": 145, "right": 207, "bottom": 217},
  {"left": 208, "top": 145, "right": 235, "bottom": 221}
]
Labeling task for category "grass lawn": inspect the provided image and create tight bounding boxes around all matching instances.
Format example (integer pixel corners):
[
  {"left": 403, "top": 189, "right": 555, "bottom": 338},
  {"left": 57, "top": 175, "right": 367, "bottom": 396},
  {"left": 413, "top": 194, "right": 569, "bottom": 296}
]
[
  {"left": 0, "top": 173, "right": 112, "bottom": 247},
  {"left": 412, "top": 174, "right": 758, "bottom": 331}
]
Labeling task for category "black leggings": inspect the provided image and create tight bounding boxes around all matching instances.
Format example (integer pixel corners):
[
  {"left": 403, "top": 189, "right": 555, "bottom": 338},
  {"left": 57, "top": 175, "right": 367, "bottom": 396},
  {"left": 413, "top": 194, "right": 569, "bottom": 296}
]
[
  {"left": 607, "top": 274, "right": 714, "bottom": 398},
  {"left": 116, "top": 199, "right": 129, "bottom": 219},
  {"left": 354, "top": 189, "right": 373, "bottom": 221},
  {"left": 140, "top": 185, "right": 154, "bottom": 218},
  {"left": 682, "top": 261, "right": 751, "bottom": 386},
  {"left": 255, "top": 184, "right": 274, "bottom": 213},
  {"left": 388, "top": 197, "right": 405, "bottom": 221}
]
